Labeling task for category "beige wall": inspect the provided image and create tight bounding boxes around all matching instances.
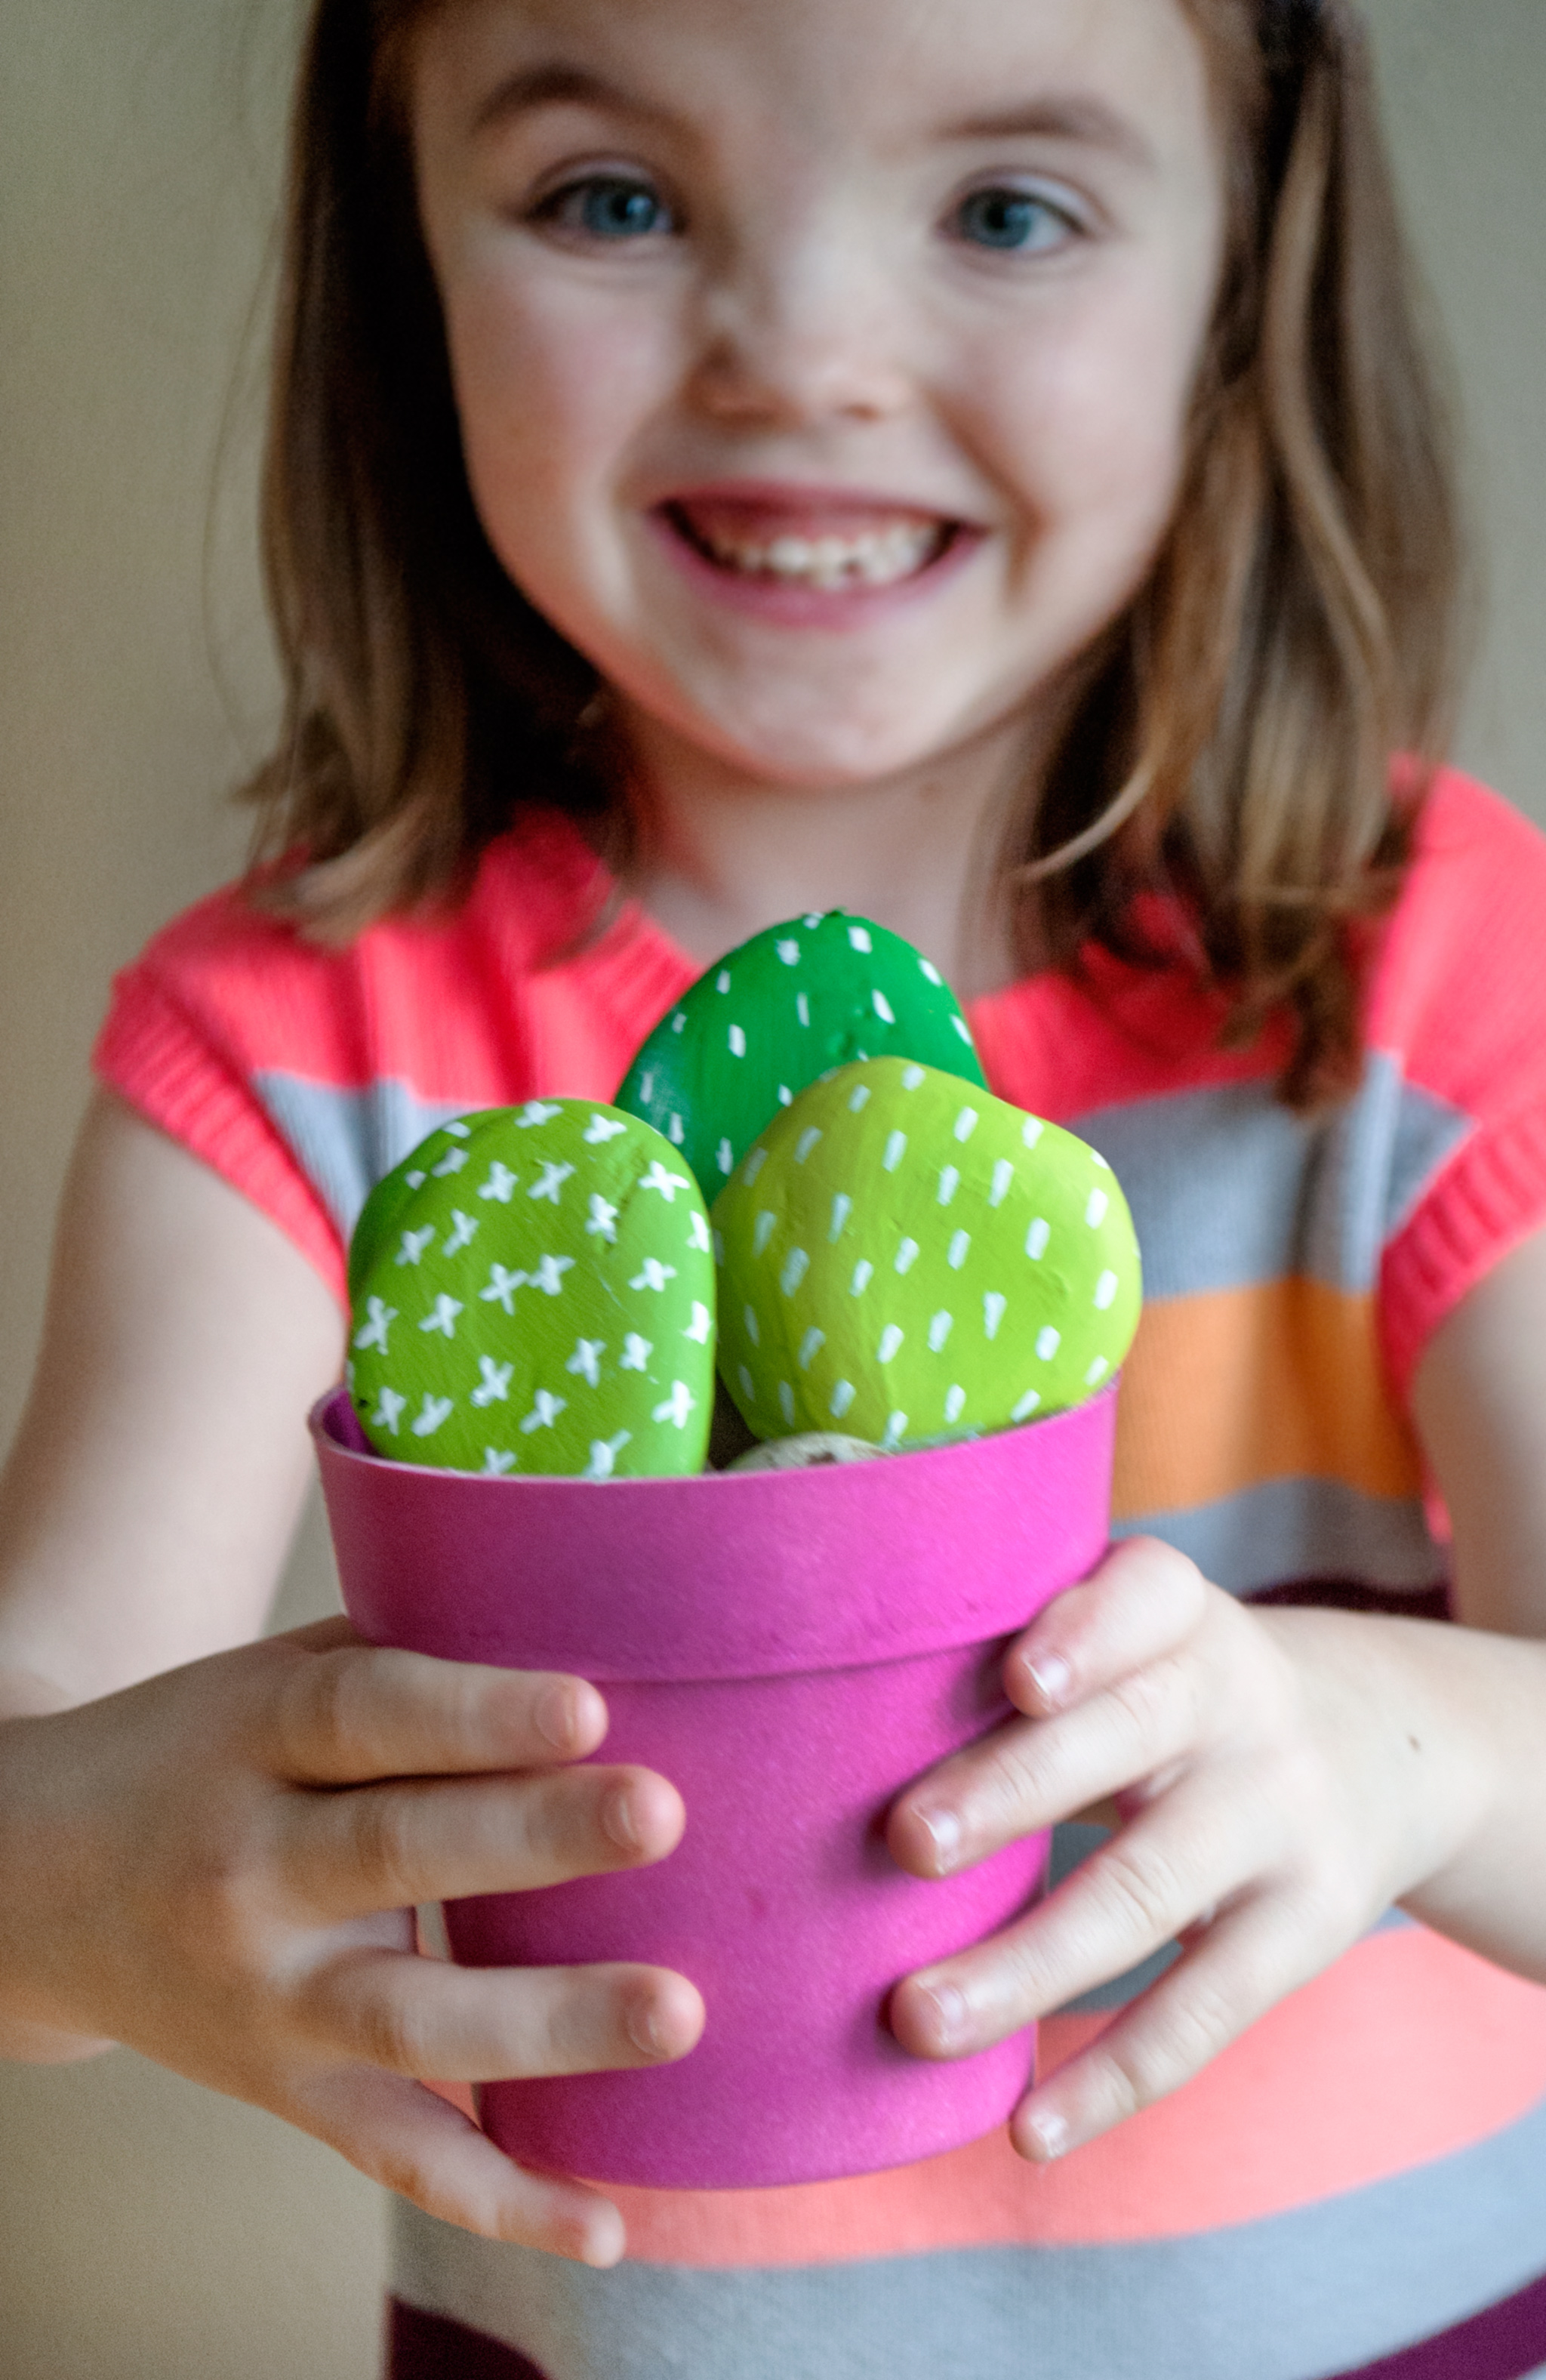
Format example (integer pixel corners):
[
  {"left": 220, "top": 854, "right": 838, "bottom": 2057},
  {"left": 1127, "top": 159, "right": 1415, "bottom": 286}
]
[{"left": 2, "top": 3, "right": 1544, "bottom": 2373}]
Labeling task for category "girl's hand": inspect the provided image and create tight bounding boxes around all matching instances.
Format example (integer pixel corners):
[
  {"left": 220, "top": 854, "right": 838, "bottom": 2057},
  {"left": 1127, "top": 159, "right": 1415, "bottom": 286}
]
[
  {"left": 886, "top": 1537, "right": 1505, "bottom": 2163},
  {"left": 0, "top": 1620, "right": 703, "bottom": 2267}
]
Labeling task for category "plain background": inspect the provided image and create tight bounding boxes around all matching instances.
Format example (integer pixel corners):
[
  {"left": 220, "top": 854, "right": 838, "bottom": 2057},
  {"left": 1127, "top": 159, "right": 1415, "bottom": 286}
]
[{"left": 2, "top": 4, "right": 1544, "bottom": 2373}]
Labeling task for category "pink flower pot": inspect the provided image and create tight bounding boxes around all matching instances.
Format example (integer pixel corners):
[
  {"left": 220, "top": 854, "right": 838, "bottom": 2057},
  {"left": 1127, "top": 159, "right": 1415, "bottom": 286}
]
[{"left": 311, "top": 1384, "right": 1115, "bottom": 2188}]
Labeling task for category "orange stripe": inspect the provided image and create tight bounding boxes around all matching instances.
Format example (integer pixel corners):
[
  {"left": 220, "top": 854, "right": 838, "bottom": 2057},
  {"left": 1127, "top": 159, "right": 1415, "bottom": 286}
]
[
  {"left": 602, "top": 1932, "right": 1546, "bottom": 2267},
  {"left": 1112, "top": 1278, "right": 1424, "bottom": 1519}
]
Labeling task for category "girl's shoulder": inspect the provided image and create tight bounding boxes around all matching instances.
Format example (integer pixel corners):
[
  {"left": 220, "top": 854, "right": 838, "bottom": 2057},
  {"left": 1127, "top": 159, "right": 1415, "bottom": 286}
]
[
  {"left": 91, "top": 808, "right": 691, "bottom": 1300},
  {"left": 1369, "top": 765, "right": 1546, "bottom": 1087}
]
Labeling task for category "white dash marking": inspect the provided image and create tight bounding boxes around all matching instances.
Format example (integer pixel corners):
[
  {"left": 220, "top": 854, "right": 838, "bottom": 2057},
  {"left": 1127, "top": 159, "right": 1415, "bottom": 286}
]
[
  {"left": 953, "top": 1108, "right": 980, "bottom": 1143},
  {"left": 728, "top": 1024, "right": 747, "bottom": 1057},
  {"left": 717, "top": 1137, "right": 735, "bottom": 1177},
  {"left": 744, "top": 1305, "right": 761, "bottom": 1346},
  {"left": 739, "top": 1365, "right": 756, "bottom": 1402},
  {"left": 919, "top": 957, "right": 943, "bottom": 986},
  {"left": 743, "top": 1146, "right": 769, "bottom": 1185},
  {"left": 778, "top": 1381, "right": 796, "bottom": 1426},
  {"left": 830, "top": 1379, "right": 856, "bottom": 1420},
  {"left": 851, "top": 1259, "right": 874, "bottom": 1296},
  {"left": 984, "top": 1292, "right": 1007, "bottom": 1340},
  {"left": 928, "top": 1311, "right": 953, "bottom": 1353},
  {"left": 1036, "top": 1326, "right": 1061, "bottom": 1361},
  {"left": 901, "top": 1064, "right": 926, "bottom": 1090},
  {"left": 990, "top": 1159, "right": 1015, "bottom": 1209},
  {"left": 944, "top": 1386, "right": 967, "bottom": 1426},
  {"left": 1021, "top": 1115, "right": 1045, "bottom": 1148},
  {"left": 829, "top": 1193, "right": 852, "bottom": 1243},
  {"left": 1012, "top": 1388, "right": 1042, "bottom": 1423},
  {"left": 873, "top": 988, "right": 896, "bottom": 1025},
  {"left": 796, "top": 992, "right": 811, "bottom": 1028},
  {"left": 848, "top": 1082, "right": 873, "bottom": 1114},
  {"left": 878, "top": 1324, "right": 905, "bottom": 1364},
  {"left": 848, "top": 924, "right": 873, "bottom": 954},
  {"left": 882, "top": 1130, "right": 907, "bottom": 1173},
  {"left": 1027, "top": 1218, "right": 1051, "bottom": 1260},
  {"left": 938, "top": 1166, "right": 961, "bottom": 1206},
  {"left": 780, "top": 1247, "right": 810, "bottom": 1296},
  {"left": 717, "top": 969, "right": 732, "bottom": 994},
  {"left": 799, "top": 1327, "right": 826, "bottom": 1371},
  {"left": 948, "top": 1230, "right": 971, "bottom": 1271},
  {"left": 753, "top": 1210, "right": 778, "bottom": 1257},
  {"left": 1086, "top": 1356, "right": 1111, "bottom": 1387},
  {"left": 895, "top": 1237, "right": 920, "bottom": 1275},
  {"left": 1086, "top": 1188, "right": 1110, "bottom": 1229},
  {"left": 1094, "top": 1269, "right": 1119, "bottom": 1311},
  {"left": 776, "top": 939, "right": 801, "bottom": 967},
  {"left": 795, "top": 1127, "right": 823, "bottom": 1164}
]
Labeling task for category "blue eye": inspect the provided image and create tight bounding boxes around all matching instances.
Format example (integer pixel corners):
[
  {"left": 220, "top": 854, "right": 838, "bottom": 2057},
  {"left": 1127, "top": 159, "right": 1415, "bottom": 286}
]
[
  {"left": 541, "top": 175, "right": 673, "bottom": 241},
  {"left": 954, "top": 187, "right": 1070, "bottom": 253}
]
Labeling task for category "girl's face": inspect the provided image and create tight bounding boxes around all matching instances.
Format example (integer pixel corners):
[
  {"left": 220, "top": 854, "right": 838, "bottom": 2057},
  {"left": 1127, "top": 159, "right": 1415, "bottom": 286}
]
[{"left": 412, "top": 0, "right": 1226, "bottom": 791}]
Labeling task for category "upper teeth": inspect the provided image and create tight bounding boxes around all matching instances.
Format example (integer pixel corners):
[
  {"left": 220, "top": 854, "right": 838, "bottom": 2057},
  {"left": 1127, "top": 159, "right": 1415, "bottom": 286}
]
[{"left": 697, "top": 520, "right": 944, "bottom": 589}]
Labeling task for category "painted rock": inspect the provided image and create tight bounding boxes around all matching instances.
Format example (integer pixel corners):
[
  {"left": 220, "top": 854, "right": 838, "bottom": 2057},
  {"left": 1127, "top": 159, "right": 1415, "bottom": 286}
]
[
  {"left": 616, "top": 912, "right": 987, "bottom": 1201},
  {"left": 347, "top": 1102, "right": 716, "bottom": 1478},
  {"left": 713, "top": 1059, "right": 1141, "bottom": 1449}
]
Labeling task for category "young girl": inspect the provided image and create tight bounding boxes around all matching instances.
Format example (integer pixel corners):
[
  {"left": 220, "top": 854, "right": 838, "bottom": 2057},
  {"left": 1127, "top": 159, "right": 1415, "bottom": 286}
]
[{"left": 5, "top": 0, "right": 1546, "bottom": 2372}]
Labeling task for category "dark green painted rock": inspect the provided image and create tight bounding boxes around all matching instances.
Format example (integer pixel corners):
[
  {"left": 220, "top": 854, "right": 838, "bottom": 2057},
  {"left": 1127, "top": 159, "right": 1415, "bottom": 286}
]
[{"left": 616, "top": 912, "right": 987, "bottom": 1201}]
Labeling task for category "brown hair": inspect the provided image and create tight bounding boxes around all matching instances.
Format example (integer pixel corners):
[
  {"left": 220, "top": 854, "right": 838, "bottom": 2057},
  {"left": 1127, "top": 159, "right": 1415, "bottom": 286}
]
[{"left": 246, "top": 0, "right": 1464, "bottom": 1107}]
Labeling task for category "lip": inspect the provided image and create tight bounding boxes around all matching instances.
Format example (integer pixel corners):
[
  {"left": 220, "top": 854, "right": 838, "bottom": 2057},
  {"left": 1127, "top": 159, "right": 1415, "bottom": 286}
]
[{"left": 646, "top": 479, "right": 985, "bottom": 628}]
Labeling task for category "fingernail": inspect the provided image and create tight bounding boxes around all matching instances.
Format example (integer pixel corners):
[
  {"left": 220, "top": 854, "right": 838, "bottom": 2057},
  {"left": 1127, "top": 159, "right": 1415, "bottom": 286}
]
[
  {"left": 1024, "top": 2108, "right": 1070, "bottom": 2161},
  {"left": 628, "top": 1996, "right": 667, "bottom": 2058},
  {"left": 916, "top": 1979, "right": 969, "bottom": 2052},
  {"left": 916, "top": 1806, "right": 962, "bottom": 1873},
  {"left": 535, "top": 1682, "right": 580, "bottom": 1753},
  {"left": 1024, "top": 1652, "right": 1071, "bottom": 1711},
  {"left": 603, "top": 1786, "right": 640, "bottom": 1851}
]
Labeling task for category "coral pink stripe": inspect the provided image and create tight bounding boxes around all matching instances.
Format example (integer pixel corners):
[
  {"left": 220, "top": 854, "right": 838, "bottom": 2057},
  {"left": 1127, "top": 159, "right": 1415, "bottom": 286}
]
[{"left": 601, "top": 1932, "right": 1546, "bottom": 2267}]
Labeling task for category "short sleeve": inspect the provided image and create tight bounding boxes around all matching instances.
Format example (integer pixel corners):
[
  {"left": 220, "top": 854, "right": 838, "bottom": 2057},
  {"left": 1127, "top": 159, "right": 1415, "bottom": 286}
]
[
  {"left": 93, "top": 888, "right": 349, "bottom": 1304},
  {"left": 1374, "top": 773, "right": 1546, "bottom": 1398}
]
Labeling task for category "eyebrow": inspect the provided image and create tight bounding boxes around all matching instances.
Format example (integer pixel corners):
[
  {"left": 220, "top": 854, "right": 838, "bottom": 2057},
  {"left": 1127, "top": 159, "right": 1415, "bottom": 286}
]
[
  {"left": 938, "top": 97, "right": 1159, "bottom": 174},
  {"left": 471, "top": 61, "right": 676, "bottom": 139}
]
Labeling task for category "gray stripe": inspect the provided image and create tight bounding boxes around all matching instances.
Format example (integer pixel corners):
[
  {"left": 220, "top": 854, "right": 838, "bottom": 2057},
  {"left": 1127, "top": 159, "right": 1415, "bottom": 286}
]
[
  {"left": 393, "top": 2081, "right": 1546, "bottom": 2378},
  {"left": 254, "top": 1071, "right": 479, "bottom": 1240},
  {"left": 1071, "top": 1056, "right": 1471, "bottom": 1300},
  {"left": 1113, "top": 1475, "right": 1446, "bottom": 1597}
]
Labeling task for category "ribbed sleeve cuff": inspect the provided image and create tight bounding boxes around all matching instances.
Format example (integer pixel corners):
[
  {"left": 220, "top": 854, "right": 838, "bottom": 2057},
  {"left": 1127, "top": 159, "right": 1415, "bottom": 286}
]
[
  {"left": 1381, "top": 1105, "right": 1546, "bottom": 1400},
  {"left": 94, "top": 968, "right": 348, "bottom": 1308}
]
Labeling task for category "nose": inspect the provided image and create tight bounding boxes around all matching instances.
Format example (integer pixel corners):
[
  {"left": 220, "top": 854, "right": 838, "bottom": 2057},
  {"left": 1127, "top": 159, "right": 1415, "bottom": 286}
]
[{"left": 688, "top": 216, "right": 914, "bottom": 430}]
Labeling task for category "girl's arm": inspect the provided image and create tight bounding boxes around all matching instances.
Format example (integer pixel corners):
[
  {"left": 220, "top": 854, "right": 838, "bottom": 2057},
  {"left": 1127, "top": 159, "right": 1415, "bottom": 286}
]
[
  {"left": 0, "top": 1094, "right": 702, "bottom": 2264},
  {"left": 885, "top": 1228, "right": 1546, "bottom": 2160}
]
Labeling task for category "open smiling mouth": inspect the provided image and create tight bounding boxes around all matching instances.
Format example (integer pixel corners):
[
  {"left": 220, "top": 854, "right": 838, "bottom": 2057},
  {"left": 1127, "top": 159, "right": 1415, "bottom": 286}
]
[{"left": 662, "top": 501, "right": 959, "bottom": 593}]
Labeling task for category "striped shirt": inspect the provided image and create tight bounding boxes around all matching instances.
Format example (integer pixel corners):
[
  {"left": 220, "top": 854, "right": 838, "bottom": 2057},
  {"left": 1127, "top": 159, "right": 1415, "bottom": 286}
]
[{"left": 97, "top": 767, "right": 1546, "bottom": 2379}]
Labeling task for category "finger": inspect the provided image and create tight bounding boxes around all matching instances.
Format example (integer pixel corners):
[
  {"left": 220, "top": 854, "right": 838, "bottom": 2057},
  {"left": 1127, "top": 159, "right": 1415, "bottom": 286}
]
[
  {"left": 1007, "top": 1890, "right": 1336, "bottom": 2162},
  {"left": 291, "top": 2064, "right": 631, "bottom": 2264},
  {"left": 1006, "top": 1539, "right": 1208, "bottom": 1719},
  {"left": 296, "top": 1947, "right": 707, "bottom": 2082},
  {"left": 285, "top": 1762, "right": 688, "bottom": 1916},
  {"left": 889, "top": 1651, "right": 1202, "bottom": 1879},
  {"left": 891, "top": 1772, "right": 1267, "bottom": 2059},
  {"left": 267, "top": 1642, "right": 610, "bottom": 1785}
]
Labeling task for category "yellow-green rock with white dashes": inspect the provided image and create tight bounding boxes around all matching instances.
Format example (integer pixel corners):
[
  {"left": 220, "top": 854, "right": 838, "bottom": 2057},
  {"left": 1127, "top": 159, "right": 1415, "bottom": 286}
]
[
  {"left": 712, "top": 1059, "right": 1140, "bottom": 1448},
  {"left": 347, "top": 1102, "right": 716, "bottom": 1479}
]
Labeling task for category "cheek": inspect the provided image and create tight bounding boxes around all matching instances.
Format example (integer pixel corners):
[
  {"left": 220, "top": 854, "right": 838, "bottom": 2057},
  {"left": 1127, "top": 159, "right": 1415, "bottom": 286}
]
[
  {"left": 969, "top": 266, "right": 1208, "bottom": 583},
  {"left": 439, "top": 275, "right": 670, "bottom": 569}
]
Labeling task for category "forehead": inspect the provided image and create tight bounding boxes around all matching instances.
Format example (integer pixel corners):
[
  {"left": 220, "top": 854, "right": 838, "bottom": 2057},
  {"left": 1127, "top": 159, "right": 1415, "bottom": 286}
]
[{"left": 411, "top": 0, "right": 1218, "bottom": 164}]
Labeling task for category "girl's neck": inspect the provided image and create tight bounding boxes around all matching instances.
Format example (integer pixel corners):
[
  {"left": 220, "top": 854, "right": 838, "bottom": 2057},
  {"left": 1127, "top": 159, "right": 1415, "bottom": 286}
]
[{"left": 617, "top": 704, "right": 1056, "bottom": 1002}]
